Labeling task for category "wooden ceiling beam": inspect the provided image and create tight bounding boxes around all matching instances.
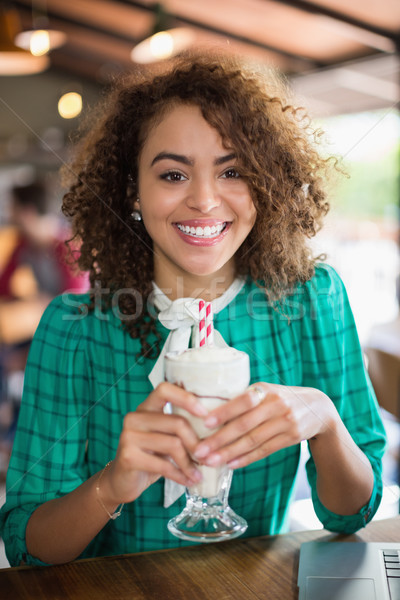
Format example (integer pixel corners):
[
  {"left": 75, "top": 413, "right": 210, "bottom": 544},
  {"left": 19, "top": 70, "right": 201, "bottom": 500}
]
[
  {"left": 12, "top": 0, "right": 146, "bottom": 44},
  {"left": 115, "top": 0, "right": 324, "bottom": 67},
  {"left": 268, "top": 0, "right": 400, "bottom": 46},
  {"left": 12, "top": 0, "right": 324, "bottom": 71}
]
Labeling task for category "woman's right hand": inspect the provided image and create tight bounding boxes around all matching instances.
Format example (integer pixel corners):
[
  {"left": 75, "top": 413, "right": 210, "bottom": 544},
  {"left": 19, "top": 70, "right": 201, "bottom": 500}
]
[{"left": 100, "top": 382, "right": 206, "bottom": 507}]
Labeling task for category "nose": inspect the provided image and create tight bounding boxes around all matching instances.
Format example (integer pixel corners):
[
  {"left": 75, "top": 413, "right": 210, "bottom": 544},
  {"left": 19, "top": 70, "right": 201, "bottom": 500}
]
[{"left": 186, "top": 178, "right": 221, "bottom": 213}]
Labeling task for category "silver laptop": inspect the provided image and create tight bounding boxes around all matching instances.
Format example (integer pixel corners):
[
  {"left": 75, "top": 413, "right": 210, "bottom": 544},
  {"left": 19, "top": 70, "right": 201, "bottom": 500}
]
[{"left": 298, "top": 541, "right": 400, "bottom": 600}]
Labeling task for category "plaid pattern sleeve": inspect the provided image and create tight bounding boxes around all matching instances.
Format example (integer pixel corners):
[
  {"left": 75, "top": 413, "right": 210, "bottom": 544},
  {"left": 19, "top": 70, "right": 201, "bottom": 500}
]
[
  {"left": 0, "top": 294, "right": 93, "bottom": 566},
  {"left": 299, "top": 264, "right": 387, "bottom": 533}
]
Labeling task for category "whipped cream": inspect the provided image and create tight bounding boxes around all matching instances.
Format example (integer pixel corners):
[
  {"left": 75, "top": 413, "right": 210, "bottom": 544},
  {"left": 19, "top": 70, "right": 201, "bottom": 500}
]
[{"left": 165, "top": 347, "right": 249, "bottom": 399}]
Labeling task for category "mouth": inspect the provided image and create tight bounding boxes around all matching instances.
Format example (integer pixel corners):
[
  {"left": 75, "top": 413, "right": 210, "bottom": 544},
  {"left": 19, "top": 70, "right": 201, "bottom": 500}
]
[{"left": 175, "top": 222, "right": 229, "bottom": 239}]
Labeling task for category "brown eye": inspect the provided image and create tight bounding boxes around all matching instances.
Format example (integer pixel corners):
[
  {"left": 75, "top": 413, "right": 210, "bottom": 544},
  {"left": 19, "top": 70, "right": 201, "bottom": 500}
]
[
  {"left": 161, "top": 170, "right": 187, "bottom": 182},
  {"left": 222, "top": 168, "right": 240, "bottom": 179}
]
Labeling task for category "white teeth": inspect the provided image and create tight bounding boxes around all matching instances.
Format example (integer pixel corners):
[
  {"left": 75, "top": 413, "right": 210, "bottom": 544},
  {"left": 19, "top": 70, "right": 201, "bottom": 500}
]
[{"left": 176, "top": 223, "right": 227, "bottom": 238}]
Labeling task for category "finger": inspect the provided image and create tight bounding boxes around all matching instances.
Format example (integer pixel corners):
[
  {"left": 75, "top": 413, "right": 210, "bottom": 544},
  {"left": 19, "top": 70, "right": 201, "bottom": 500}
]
[
  {"left": 123, "top": 411, "right": 200, "bottom": 453},
  {"left": 194, "top": 392, "right": 289, "bottom": 459},
  {"left": 131, "top": 446, "right": 201, "bottom": 487},
  {"left": 198, "top": 415, "right": 288, "bottom": 466},
  {"left": 138, "top": 382, "right": 208, "bottom": 417},
  {"left": 203, "top": 383, "right": 276, "bottom": 429},
  {"left": 134, "top": 432, "right": 202, "bottom": 484},
  {"left": 226, "top": 432, "right": 296, "bottom": 469}
]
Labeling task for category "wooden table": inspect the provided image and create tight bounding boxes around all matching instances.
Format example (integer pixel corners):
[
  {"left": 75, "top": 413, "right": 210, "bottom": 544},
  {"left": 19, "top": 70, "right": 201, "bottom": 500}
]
[{"left": 1, "top": 517, "right": 399, "bottom": 599}]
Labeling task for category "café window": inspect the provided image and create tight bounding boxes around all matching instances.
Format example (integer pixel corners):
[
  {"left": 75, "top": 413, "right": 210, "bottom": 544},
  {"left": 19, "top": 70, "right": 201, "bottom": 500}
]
[{"left": 312, "top": 108, "right": 400, "bottom": 344}]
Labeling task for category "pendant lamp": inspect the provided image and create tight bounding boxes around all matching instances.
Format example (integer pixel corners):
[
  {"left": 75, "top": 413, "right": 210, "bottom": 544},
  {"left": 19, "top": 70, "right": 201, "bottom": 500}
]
[
  {"left": 14, "top": 11, "right": 66, "bottom": 57},
  {"left": 0, "top": 7, "right": 49, "bottom": 75},
  {"left": 131, "top": 2, "right": 193, "bottom": 64}
]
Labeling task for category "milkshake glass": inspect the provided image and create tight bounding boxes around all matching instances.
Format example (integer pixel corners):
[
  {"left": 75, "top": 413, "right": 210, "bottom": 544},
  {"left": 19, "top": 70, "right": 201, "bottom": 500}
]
[{"left": 165, "top": 346, "right": 250, "bottom": 542}]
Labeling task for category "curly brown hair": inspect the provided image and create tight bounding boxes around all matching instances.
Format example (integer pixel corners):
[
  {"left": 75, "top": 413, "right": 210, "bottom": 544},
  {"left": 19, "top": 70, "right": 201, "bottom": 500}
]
[{"left": 61, "top": 52, "right": 331, "bottom": 356}]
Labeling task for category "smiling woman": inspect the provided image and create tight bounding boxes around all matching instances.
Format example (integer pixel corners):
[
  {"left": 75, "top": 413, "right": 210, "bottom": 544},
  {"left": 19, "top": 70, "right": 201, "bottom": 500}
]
[
  {"left": 60, "top": 54, "right": 331, "bottom": 351},
  {"left": 0, "top": 53, "right": 387, "bottom": 567}
]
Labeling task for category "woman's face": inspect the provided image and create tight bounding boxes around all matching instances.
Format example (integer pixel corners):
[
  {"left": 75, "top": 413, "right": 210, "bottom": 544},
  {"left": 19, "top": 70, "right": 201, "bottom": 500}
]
[{"left": 137, "top": 103, "right": 256, "bottom": 293}]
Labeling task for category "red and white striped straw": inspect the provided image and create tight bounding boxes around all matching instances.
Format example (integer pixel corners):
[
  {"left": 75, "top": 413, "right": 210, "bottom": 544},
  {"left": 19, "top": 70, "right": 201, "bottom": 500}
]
[
  {"left": 198, "top": 299, "right": 206, "bottom": 347},
  {"left": 205, "top": 302, "right": 214, "bottom": 346}
]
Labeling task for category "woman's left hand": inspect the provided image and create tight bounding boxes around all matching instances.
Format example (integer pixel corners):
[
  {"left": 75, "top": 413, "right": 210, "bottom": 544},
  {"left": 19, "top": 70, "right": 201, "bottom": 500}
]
[{"left": 193, "top": 383, "right": 338, "bottom": 469}]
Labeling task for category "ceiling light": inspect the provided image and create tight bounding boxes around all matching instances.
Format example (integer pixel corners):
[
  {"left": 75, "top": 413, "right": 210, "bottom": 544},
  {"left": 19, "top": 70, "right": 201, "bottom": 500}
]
[
  {"left": 131, "top": 3, "right": 193, "bottom": 64},
  {"left": 0, "top": 8, "right": 49, "bottom": 75},
  {"left": 14, "top": 0, "right": 67, "bottom": 57},
  {"left": 58, "top": 92, "right": 82, "bottom": 119},
  {"left": 15, "top": 28, "right": 67, "bottom": 56},
  {"left": 131, "top": 27, "right": 193, "bottom": 64}
]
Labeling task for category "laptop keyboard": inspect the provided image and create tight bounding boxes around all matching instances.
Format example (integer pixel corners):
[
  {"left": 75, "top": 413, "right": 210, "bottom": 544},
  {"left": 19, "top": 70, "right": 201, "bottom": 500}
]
[{"left": 384, "top": 550, "right": 400, "bottom": 600}]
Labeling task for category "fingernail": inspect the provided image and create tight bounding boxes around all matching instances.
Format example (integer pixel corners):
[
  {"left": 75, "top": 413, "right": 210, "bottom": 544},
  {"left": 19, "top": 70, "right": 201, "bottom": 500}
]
[
  {"left": 205, "top": 454, "right": 221, "bottom": 466},
  {"left": 190, "top": 468, "right": 202, "bottom": 482},
  {"left": 205, "top": 415, "right": 218, "bottom": 428},
  {"left": 249, "top": 385, "right": 266, "bottom": 407},
  {"left": 194, "top": 403, "right": 208, "bottom": 417},
  {"left": 194, "top": 444, "right": 209, "bottom": 459},
  {"left": 228, "top": 459, "right": 239, "bottom": 468}
]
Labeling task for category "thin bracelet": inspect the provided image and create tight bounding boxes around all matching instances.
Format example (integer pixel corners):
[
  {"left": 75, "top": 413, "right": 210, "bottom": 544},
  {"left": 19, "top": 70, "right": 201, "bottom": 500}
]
[{"left": 96, "top": 460, "right": 124, "bottom": 520}]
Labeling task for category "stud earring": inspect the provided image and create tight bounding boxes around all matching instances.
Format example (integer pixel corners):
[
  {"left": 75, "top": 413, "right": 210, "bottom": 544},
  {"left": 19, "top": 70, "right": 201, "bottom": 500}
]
[{"left": 131, "top": 198, "right": 142, "bottom": 222}]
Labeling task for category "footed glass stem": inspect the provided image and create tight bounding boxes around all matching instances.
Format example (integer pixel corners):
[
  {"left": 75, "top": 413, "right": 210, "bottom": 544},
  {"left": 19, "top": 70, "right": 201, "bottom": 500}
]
[{"left": 167, "top": 469, "right": 248, "bottom": 543}]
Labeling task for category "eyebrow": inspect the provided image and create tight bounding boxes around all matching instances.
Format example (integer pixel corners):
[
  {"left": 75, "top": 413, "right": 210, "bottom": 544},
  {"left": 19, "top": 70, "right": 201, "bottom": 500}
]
[{"left": 150, "top": 152, "right": 236, "bottom": 167}]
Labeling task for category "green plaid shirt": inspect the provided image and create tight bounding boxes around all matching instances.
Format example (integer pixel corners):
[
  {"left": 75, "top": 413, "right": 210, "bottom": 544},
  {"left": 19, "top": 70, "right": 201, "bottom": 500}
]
[{"left": 0, "top": 265, "right": 386, "bottom": 566}]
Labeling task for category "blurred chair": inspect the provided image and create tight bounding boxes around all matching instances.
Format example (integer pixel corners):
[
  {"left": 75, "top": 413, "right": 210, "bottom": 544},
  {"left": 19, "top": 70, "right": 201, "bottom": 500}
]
[
  {"left": 364, "top": 346, "right": 400, "bottom": 512},
  {"left": 364, "top": 347, "right": 400, "bottom": 418}
]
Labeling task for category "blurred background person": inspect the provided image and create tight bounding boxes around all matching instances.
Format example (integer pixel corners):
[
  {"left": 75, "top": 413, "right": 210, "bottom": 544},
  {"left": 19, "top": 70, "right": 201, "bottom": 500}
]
[{"left": 0, "top": 179, "right": 88, "bottom": 478}]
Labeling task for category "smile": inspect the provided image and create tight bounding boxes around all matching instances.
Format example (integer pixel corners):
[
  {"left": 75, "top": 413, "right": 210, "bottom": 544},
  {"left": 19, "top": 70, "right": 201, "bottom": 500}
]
[{"left": 175, "top": 222, "right": 227, "bottom": 238}]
